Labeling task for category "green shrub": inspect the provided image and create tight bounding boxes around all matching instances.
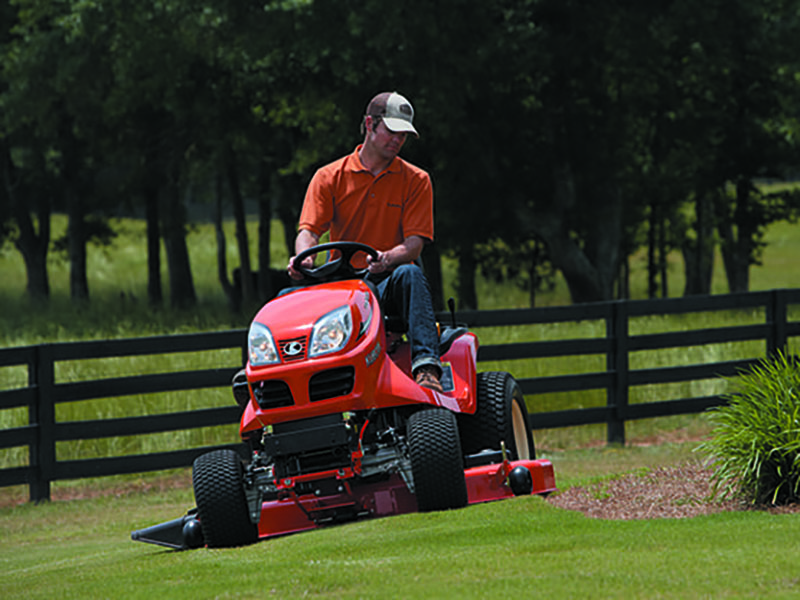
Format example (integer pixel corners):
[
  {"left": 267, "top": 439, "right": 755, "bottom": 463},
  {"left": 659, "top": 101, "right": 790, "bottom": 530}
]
[{"left": 698, "top": 351, "right": 800, "bottom": 505}]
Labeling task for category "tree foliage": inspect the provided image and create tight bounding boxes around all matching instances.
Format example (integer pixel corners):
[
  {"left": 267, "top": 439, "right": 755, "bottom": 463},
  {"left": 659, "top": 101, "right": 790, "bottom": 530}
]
[{"left": 2, "top": 0, "right": 800, "bottom": 309}]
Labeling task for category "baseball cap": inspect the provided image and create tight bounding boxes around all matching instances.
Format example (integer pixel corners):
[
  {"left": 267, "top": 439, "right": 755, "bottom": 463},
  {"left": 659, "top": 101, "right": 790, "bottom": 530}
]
[{"left": 365, "top": 92, "right": 419, "bottom": 137}]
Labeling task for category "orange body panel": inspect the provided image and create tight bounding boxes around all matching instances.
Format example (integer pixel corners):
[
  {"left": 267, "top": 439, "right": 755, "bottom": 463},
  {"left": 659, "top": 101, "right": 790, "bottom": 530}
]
[{"left": 240, "top": 279, "right": 478, "bottom": 434}]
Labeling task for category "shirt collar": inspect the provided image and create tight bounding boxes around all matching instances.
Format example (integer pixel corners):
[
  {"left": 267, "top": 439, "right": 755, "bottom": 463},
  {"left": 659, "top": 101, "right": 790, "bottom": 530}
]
[{"left": 349, "top": 145, "right": 401, "bottom": 175}]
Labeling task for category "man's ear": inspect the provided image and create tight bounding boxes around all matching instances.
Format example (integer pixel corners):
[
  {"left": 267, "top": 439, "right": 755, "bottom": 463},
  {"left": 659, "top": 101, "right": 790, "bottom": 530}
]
[{"left": 365, "top": 115, "right": 381, "bottom": 133}]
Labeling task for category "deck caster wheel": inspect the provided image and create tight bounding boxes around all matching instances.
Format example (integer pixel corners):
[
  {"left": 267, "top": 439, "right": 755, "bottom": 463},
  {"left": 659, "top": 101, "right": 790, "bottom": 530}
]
[
  {"left": 182, "top": 518, "right": 204, "bottom": 549},
  {"left": 509, "top": 465, "right": 533, "bottom": 496}
]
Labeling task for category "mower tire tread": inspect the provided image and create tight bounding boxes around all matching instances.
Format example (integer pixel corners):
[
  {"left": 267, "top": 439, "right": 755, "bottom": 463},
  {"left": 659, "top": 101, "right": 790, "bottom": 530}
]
[
  {"left": 458, "top": 371, "right": 535, "bottom": 460},
  {"left": 192, "top": 449, "right": 257, "bottom": 548},
  {"left": 408, "top": 408, "right": 468, "bottom": 512}
]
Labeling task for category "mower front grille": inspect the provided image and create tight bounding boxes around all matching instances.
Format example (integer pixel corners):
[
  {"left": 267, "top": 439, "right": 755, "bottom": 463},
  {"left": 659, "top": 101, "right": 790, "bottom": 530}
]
[
  {"left": 253, "top": 380, "right": 294, "bottom": 410},
  {"left": 278, "top": 336, "right": 307, "bottom": 362},
  {"left": 309, "top": 367, "right": 355, "bottom": 402}
]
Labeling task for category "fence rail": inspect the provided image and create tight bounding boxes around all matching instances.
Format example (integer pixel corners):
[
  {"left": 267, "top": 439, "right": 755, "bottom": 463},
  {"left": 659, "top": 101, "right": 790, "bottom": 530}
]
[{"left": 2, "top": 288, "right": 799, "bottom": 502}]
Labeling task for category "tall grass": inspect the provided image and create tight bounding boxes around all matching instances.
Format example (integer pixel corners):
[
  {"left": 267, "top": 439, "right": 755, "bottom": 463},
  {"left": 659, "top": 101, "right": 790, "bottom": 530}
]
[
  {"left": 698, "top": 351, "right": 800, "bottom": 505},
  {"left": 1, "top": 216, "right": 799, "bottom": 474}
]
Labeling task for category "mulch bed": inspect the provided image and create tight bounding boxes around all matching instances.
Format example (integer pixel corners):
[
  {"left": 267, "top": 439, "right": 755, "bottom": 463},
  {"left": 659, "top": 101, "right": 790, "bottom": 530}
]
[{"left": 545, "top": 461, "right": 800, "bottom": 520}]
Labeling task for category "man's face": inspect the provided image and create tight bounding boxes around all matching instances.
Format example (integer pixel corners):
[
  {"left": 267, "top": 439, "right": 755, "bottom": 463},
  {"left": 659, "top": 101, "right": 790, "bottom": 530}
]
[{"left": 366, "top": 117, "right": 407, "bottom": 160}]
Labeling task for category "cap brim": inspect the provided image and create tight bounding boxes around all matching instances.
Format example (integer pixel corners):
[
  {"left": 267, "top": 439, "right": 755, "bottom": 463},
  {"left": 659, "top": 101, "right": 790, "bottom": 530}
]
[{"left": 383, "top": 117, "right": 419, "bottom": 137}]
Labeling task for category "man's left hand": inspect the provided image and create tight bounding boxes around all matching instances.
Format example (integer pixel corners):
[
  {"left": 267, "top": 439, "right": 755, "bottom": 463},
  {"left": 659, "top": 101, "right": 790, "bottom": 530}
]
[{"left": 367, "top": 251, "right": 392, "bottom": 274}]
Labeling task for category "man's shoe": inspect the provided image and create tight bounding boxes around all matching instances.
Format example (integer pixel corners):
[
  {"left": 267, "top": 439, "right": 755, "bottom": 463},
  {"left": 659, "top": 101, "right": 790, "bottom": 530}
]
[{"left": 415, "top": 365, "right": 443, "bottom": 393}]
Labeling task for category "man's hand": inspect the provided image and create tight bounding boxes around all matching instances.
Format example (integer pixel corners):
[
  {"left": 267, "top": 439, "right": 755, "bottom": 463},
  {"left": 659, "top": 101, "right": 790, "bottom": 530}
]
[
  {"left": 366, "top": 236, "right": 425, "bottom": 274},
  {"left": 287, "top": 255, "right": 314, "bottom": 280},
  {"left": 366, "top": 250, "right": 392, "bottom": 274},
  {"left": 288, "top": 229, "right": 320, "bottom": 279}
]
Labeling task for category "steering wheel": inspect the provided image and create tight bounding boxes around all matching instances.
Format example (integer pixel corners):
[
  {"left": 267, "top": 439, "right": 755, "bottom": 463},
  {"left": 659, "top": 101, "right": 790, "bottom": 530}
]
[{"left": 292, "top": 242, "right": 379, "bottom": 282}]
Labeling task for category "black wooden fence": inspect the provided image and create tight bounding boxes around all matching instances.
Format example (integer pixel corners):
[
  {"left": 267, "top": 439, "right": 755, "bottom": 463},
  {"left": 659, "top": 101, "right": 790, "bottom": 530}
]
[{"left": 1, "top": 288, "right": 799, "bottom": 502}]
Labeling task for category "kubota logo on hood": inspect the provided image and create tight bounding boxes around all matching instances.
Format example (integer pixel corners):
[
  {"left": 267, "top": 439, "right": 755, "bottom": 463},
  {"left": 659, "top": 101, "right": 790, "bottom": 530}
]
[{"left": 283, "top": 341, "right": 303, "bottom": 356}]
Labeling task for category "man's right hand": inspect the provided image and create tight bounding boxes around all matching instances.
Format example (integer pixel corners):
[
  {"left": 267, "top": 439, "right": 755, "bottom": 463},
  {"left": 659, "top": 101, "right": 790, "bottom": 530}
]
[
  {"left": 288, "top": 229, "right": 320, "bottom": 279},
  {"left": 287, "top": 256, "right": 313, "bottom": 280}
]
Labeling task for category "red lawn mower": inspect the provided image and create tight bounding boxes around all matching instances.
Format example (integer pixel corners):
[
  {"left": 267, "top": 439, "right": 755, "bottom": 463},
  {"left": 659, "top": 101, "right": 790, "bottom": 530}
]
[{"left": 132, "top": 242, "right": 556, "bottom": 550}]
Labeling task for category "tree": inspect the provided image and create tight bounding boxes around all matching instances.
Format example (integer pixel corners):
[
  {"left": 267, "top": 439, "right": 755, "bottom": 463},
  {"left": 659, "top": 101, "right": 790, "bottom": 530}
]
[
  {"left": 671, "top": 0, "right": 800, "bottom": 293},
  {"left": 505, "top": 0, "right": 800, "bottom": 302},
  {"left": 1, "top": 139, "right": 53, "bottom": 299},
  {"left": 1, "top": 1, "right": 57, "bottom": 301},
  {"left": 5, "top": 0, "right": 800, "bottom": 312}
]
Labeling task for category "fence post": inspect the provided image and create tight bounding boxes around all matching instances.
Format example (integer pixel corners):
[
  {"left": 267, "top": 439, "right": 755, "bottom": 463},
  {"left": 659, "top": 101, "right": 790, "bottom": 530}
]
[
  {"left": 766, "top": 289, "right": 787, "bottom": 357},
  {"left": 29, "top": 345, "right": 55, "bottom": 502},
  {"left": 606, "top": 301, "right": 629, "bottom": 445}
]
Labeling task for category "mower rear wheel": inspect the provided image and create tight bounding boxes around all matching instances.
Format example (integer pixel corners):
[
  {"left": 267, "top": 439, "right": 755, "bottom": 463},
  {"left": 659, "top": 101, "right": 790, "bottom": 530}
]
[
  {"left": 192, "top": 449, "right": 257, "bottom": 548},
  {"left": 408, "top": 408, "right": 468, "bottom": 512},
  {"left": 459, "top": 371, "right": 536, "bottom": 460}
]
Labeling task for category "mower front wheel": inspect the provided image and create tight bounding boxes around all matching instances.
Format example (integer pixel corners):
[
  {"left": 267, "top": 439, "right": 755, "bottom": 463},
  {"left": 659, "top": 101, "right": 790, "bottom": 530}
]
[
  {"left": 408, "top": 408, "right": 468, "bottom": 512},
  {"left": 192, "top": 449, "right": 258, "bottom": 548}
]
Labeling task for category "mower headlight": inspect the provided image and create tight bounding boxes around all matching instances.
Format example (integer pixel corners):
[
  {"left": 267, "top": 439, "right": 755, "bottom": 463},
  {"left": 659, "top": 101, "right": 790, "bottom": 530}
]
[
  {"left": 309, "top": 305, "right": 353, "bottom": 358},
  {"left": 248, "top": 322, "right": 280, "bottom": 366}
]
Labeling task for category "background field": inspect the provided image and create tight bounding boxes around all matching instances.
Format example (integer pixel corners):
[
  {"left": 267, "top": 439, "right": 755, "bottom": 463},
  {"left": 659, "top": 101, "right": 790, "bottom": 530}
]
[
  {"left": 2, "top": 215, "right": 799, "bottom": 343},
  {"left": 1, "top": 217, "right": 799, "bottom": 486}
]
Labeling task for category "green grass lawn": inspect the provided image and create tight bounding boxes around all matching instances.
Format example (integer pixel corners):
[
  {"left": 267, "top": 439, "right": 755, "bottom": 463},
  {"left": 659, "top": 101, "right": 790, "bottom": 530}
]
[{"left": 2, "top": 442, "right": 800, "bottom": 599}]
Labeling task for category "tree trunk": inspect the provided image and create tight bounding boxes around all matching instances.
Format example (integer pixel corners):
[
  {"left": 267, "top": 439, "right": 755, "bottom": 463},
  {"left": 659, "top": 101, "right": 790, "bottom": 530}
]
[
  {"left": 658, "top": 211, "right": 668, "bottom": 298},
  {"left": 144, "top": 183, "right": 162, "bottom": 306},
  {"left": 275, "top": 173, "right": 304, "bottom": 257},
  {"left": 215, "top": 173, "right": 234, "bottom": 309},
  {"left": 682, "top": 193, "right": 714, "bottom": 296},
  {"left": 3, "top": 142, "right": 51, "bottom": 299},
  {"left": 585, "top": 183, "right": 623, "bottom": 299},
  {"left": 226, "top": 147, "right": 254, "bottom": 307},
  {"left": 617, "top": 254, "right": 630, "bottom": 300},
  {"left": 162, "top": 176, "right": 196, "bottom": 309},
  {"left": 66, "top": 189, "right": 89, "bottom": 302},
  {"left": 646, "top": 196, "right": 668, "bottom": 298},
  {"left": 257, "top": 169, "right": 273, "bottom": 301},
  {"left": 647, "top": 198, "right": 658, "bottom": 298},
  {"left": 533, "top": 162, "right": 622, "bottom": 303},
  {"left": 13, "top": 201, "right": 51, "bottom": 300},
  {"left": 540, "top": 220, "right": 605, "bottom": 303},
  {"left": 527, "top": 241, "right": 544, "bottom": 308},
  {"left": 717, "top": 180, "right": 753, "bottom": 293}
]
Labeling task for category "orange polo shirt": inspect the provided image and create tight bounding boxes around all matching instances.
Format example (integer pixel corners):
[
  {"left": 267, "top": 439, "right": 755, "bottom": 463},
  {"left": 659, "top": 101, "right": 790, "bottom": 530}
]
[{"left": 298, "top": 146, "right": 434, "bottom": 259}]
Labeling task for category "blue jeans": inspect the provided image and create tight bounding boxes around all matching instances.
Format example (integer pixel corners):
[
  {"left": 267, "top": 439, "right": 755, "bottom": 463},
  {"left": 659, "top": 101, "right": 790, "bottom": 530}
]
[{"left": 369, "top": 264, "right": 441, "bottom": 375}]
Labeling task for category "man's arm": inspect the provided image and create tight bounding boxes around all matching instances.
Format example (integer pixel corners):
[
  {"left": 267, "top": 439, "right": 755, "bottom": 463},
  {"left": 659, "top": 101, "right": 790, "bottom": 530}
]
[
  {"left": 366, "top": 235, "right": 425, "bottom": 275},
  {"left": 287, "top": 229, "right": 320, "bottom": 280}
]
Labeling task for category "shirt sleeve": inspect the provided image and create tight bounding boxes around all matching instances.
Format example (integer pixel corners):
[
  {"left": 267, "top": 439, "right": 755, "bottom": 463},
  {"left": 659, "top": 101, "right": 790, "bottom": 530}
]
[
  {"left": 401, "top": 170, "right": 434, "bottom": 243},
  {"left": 297, "top": 168, "right": 334, "bottom": 237}
]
